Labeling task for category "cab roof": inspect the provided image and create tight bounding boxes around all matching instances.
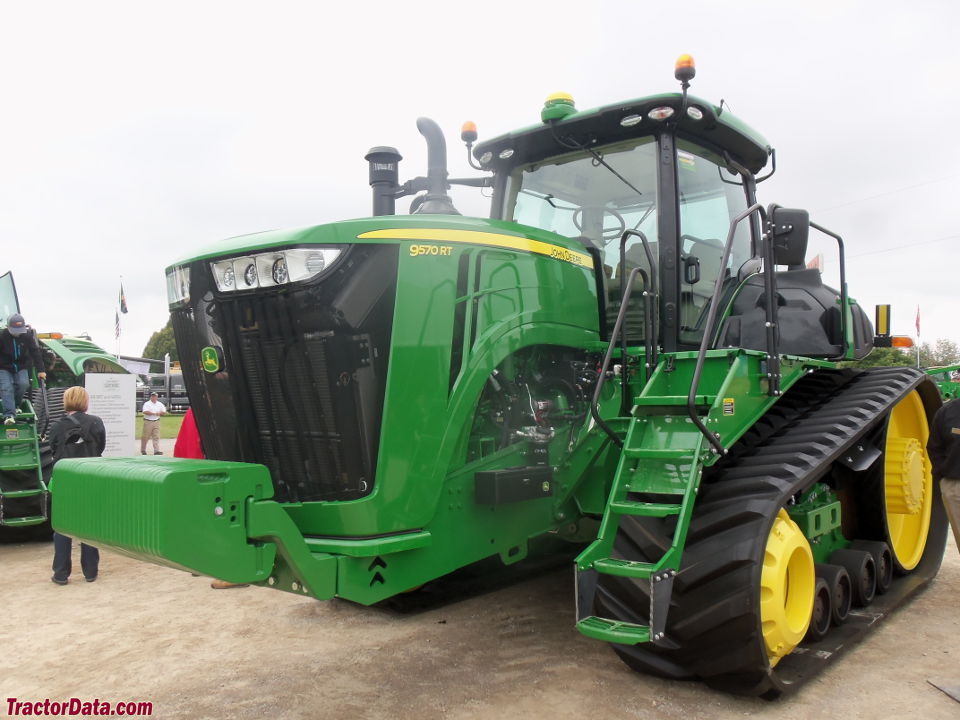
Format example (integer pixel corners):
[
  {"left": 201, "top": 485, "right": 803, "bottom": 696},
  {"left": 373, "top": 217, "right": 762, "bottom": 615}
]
[{"left": 473, "top": 92, "right": 771, "bottom": 175}]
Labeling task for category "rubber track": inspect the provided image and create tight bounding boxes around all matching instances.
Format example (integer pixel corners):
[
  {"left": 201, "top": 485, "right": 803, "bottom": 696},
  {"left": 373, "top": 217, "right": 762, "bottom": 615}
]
[{"left": 594, "top": 366, "right": 942, "bottom": 697}]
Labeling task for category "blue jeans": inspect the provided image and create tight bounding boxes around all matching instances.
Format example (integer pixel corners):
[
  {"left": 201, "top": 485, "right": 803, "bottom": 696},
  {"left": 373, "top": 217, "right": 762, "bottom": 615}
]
[
  {"left": 0, "top": 368, "right": 28, "bottom": 419},
  {"left": 52, "top": 532, "right": 100, "bottom": 581}
]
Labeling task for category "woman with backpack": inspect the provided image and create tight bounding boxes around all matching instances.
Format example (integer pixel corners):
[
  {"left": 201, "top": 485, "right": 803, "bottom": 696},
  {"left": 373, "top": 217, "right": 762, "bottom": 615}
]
[{"left": 48, "top": 386, "right": 106, "bottom": 585}]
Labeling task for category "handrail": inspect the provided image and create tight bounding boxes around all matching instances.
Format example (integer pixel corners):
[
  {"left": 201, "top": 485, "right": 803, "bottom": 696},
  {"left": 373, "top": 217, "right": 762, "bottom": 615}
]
[
  {"left": 38, "top": 378, "right": 50, "bottom": 439},
  {"left": 615, "top": 229, "right": 657, "bottom": 413},
  {"left": 809, "top": 221, "right": 848, "bottom": 361},
  {"left": 591, "top": 266, "right": 646, "bottom": 449},
  {"left": 687, "top": 202, "right": 765, "bottom": 455},
  {"left": 619, "top": 229, "right": 658, "bottom": 370}
]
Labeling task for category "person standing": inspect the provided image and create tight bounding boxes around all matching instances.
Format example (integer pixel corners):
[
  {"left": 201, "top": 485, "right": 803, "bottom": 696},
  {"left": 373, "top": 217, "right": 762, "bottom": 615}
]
[
  {"left": 141, "top": 391, "right": 167, "bottom": 455},
  {"left": 928, "top": 397, "right": 960, "bottom": 553},
  {"left": 0, "top": 313, "right": 47, "bottom": 425},
  {"left": 48, "top": 386, "right": 106, "bottom": 585}
]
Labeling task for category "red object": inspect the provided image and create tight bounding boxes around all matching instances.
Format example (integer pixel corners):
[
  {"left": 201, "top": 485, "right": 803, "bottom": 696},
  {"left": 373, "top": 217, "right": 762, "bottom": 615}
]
[
  {"left": 915, "top": 306, "right": 921, "bottom": 336},
  {"left": 173, "top": 408, "right": 204, "bottom": 459}
]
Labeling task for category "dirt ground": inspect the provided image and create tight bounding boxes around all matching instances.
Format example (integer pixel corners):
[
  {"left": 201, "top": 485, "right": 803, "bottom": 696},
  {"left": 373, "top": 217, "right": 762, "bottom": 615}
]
[{"left": 3, "top": 465, "right": 960, "bottom": 719}]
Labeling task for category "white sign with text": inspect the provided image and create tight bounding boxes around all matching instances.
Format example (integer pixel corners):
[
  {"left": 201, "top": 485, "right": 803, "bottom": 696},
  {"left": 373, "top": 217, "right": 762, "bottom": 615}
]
[{"left": 85, "top": 373, "right": 137, "bottom": 457}]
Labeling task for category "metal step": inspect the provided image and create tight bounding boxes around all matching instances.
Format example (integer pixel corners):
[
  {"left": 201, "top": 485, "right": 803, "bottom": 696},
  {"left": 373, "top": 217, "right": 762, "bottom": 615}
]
[
  {"left": 576, "top": 615, "right": 652, "bottom": 644},
  {"left": 0, "top": 463, "right": 40, "bottom": 472},
  {"left": 1, "top": 488, "right": 46, "bottom": 498},
  {"left": 608, "top": 499, "right": 682, "bottom": 518},
  {"left": 1, "top": 515, "right": 47, "bottom": 527},
  {"left": 623, "top": 447, "right": 697, "bottom": 460},
  {"left": 593, "top": 557, "right": 657, "bottom": 578}
]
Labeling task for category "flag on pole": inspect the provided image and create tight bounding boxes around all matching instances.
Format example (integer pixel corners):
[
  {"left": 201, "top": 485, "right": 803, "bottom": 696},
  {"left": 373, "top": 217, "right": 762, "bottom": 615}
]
[
  {"left": 915, "top": 306, "right": 920, "bottom": 336},
  {"left": 115, "top": 310, "right": 121, "bottom": 340},
  {"left": 119, "top": 283, "right": 128, "bottom": 314}
]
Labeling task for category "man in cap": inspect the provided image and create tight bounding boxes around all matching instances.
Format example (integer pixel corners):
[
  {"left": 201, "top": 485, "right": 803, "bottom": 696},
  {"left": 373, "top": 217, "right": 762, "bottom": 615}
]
[
  {"left": 0, "top": 313, "right": 47, "bottom": 425},
  {"left": 140, "top": 390, "right": 167, "bottom": 455}
]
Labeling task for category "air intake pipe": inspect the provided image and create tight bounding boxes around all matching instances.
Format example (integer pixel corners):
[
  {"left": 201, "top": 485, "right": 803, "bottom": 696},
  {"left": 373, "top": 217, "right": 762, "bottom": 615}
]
[{"left": 413, "top": 117, "right": 460, "bottom": 215}]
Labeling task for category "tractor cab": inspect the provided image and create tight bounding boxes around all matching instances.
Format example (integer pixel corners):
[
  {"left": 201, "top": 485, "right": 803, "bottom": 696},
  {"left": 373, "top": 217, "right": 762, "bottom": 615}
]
[{"left": 468, "top": 60, "right": 873, "bottom": 363}]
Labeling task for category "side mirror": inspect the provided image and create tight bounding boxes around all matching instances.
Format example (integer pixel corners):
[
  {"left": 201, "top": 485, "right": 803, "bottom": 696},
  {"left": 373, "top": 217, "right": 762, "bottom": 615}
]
[{"left": 769, "top": 206, "right": 809, "bottom": 267}]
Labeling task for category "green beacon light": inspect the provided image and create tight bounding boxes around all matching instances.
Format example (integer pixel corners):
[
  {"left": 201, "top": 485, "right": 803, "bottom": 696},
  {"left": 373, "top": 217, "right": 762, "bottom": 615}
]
[{"left": 541, "top": 92, "right": 577, "bottom": 123}]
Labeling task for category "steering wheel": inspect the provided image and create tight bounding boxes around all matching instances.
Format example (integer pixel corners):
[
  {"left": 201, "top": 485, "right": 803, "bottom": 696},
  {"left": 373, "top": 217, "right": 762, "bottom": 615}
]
[{"left": 573, "top": 207, "right": 627, "bottom": 240}]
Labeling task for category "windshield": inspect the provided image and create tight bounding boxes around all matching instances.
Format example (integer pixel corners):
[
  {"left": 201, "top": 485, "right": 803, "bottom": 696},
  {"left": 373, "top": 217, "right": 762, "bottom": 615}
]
[
  {"left": 503, "top": 136, "right": 754, "bottom": 349},
  {"left": 506, "top": 138, "right": 658, "bottom": 264},
  {"left": 506, "top": 139, "right": 659, "bottom": 344}
]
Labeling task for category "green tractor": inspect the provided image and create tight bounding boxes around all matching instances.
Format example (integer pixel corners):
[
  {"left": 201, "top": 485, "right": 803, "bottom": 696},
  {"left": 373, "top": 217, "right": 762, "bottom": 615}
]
[
  {"left": 926, "top": 364, "right": 960, "bottom": 400},
  {"left": 53, "top": 57, "right": 946, "bottom": 697},
  {"left": 0, "top": 272, "right": 128, "bottom": 541}
]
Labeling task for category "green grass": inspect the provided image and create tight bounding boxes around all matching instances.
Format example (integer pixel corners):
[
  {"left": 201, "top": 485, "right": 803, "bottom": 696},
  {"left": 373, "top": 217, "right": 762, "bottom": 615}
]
[{"left": 137, "top": 413, "right": 185, "bottom": 439}]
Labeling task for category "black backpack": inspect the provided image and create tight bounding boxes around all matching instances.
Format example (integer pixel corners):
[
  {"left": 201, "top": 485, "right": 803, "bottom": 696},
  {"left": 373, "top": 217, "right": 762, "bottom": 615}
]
[{"left": 57, "top": 414, "right": 96, "bottom": 460}]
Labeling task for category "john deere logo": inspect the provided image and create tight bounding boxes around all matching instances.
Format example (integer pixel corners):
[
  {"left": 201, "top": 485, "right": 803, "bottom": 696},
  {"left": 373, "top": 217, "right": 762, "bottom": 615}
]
[{"left": 201, "top": 346, "right": 221, "bottom": 373}]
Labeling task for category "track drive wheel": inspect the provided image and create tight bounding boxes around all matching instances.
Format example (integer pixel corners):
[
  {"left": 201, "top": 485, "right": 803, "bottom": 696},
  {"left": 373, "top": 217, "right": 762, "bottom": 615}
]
[{"left": 876, "top": 391, "right": 934, "bottom": 573}]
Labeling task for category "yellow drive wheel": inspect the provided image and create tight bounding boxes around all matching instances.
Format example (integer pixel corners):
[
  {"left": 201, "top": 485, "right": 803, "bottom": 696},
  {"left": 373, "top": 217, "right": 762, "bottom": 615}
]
[
  {"left": 883, "top": 391, "right": 933, "bottom": 572},
  {"left": 760, "top": 509, "right": 815, "bottom": 667}
]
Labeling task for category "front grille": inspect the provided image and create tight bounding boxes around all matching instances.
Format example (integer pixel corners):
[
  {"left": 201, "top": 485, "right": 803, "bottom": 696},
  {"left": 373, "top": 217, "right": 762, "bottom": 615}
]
[
  {"left": 175, "top": 244, "right": 398, "bottom": 503},
  {"left": 235, "top": 330, "right": 353, "bottom": 501}
]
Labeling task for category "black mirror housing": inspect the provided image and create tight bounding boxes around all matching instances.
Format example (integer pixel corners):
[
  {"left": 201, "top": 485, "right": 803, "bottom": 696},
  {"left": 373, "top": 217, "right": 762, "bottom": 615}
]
[{"left": 769, "top": 206, "right": 809, "bottom": 267}]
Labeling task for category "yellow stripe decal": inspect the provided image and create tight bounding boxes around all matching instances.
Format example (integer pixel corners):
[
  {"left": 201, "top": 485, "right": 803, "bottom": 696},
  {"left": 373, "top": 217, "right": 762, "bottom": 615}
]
[{"left": 357, "top": 228, "right": 594, "bottom": 270}]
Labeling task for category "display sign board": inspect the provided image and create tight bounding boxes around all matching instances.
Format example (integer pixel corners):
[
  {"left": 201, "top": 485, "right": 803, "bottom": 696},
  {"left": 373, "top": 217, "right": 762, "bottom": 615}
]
[{"left": 85, "top": 373, "right": 137, "bottom": 457}]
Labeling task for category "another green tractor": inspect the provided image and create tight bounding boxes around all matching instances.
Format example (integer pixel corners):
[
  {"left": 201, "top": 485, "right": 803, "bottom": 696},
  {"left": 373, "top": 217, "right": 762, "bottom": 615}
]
[
  {"left": 0, "top": 272, "right": 127, "bottom": 541},
  {"left": 926, "top": 364, "right": 960, "bottom": 400},
  {"left": 53, "top": 58, "right": 946, "bottom": 697}
]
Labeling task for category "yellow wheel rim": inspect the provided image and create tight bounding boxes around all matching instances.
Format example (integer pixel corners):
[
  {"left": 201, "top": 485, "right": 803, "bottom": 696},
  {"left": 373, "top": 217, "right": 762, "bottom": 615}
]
[
  {"left": 760, "top": 509, "right": 815, "bottom": 667},
  {"left": 883, "top": 391, "right": 933, "bottom": 571}
]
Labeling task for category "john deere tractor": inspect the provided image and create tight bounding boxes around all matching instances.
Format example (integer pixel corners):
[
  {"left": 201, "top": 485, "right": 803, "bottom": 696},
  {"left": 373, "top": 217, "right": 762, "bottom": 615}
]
[
  {"left": 0, "top": 271, "right": 128, "bottom": 541},
  {"left": 926, "top": 364, "right": 960, "bottom": 400},
  {"left": 53, "top": 57, "right": 946, "bottom": 696}
]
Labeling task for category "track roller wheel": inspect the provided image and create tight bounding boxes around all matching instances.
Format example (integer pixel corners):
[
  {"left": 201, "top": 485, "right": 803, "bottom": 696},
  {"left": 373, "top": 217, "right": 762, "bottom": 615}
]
[
  {"left": 815, "top": 563, "right": 851, "bottom": 625},
  {"left": 879, "top": 391, "right": 933, "bottom": 573},
  {"left": 829, "top": 549, "right": 876, "bottom": 607},
  {"left": 850, "top": 540, "right": 893, "bottom": 594},
  {"left": 804, "top": 577, "right": 832, "bottom": 641}
]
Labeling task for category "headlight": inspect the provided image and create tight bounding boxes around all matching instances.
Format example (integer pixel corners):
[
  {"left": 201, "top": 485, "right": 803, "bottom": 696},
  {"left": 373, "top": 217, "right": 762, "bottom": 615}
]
[
  {"left": 241, "top": 261, "right": 258, "bottom": 288},
  {"left": 166, "top": 265, "right": 191, "bottom": 306},
  {"left": 210, "top": 247, "right": 342, "bottom": 293},
  {"left": 212, "top": 260, "right": 235, "bottom": 291}
]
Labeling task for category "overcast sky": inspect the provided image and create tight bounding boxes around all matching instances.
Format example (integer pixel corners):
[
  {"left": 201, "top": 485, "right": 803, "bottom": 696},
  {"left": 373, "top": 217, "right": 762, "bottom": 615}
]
[{"left": 2, "top": 1, "right": 957, "bottom": 360}]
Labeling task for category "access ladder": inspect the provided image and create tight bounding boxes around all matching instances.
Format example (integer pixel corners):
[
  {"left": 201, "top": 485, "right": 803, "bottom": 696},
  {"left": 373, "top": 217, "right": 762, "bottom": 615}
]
[
  {"left": 0, "top": 399, "right": 48, "bottom": 528},
  {"left": 575, "top": 399, "right": 706, "bottom": 646}
]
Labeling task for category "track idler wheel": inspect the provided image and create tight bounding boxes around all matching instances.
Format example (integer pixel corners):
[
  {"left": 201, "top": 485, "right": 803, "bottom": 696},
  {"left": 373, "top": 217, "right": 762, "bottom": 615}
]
[
  {"left": 829, "top": 549, "right": 876, "bottom": 607},
  {"left": 815, "top": 563, "right": 852, "bottom": 625},
  {"left": 761, "top": 509, "right": 815, "bottom": 667},
  {"left": 804, "top": 576, "right": 832, "bottom": 641},
  {"left": 850, "top": 540, "right": 893, "bottom": 594}
]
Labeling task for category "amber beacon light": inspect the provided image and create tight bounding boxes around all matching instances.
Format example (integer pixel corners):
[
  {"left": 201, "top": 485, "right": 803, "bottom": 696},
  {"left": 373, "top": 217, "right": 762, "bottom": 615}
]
[{"left": 675, "top": 54, "right": 696, "bottom": 84}]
